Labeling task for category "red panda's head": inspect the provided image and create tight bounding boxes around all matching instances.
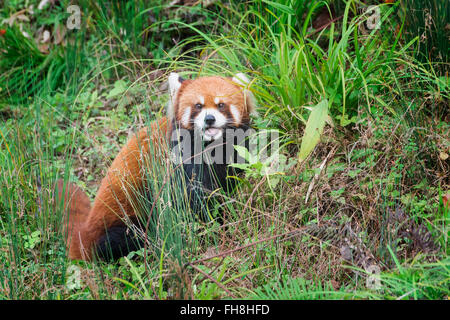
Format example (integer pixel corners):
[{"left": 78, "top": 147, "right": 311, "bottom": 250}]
[{"left": 168, "top": 73, "right": 256, "bottom": 141}]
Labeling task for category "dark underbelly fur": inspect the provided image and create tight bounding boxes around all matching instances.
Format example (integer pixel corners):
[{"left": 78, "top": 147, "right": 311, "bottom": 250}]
[
  {"left": 96, "top": 124, "right": 249, "bottom": 261},
  {"left": 96, "top": 216, "right": 144, "bottom": 261}
]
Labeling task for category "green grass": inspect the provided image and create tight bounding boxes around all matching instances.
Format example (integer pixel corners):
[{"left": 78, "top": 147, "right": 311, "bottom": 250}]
[
  {"left": 0, "top": 0, "right": 448, "bottom": 300},
  {"left": 397, "top": 0, "right": 449, "bottom": 74}
]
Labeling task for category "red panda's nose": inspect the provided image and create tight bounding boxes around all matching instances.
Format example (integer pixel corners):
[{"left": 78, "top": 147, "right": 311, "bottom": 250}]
[{"left": 205, "top": 114, "right": 216, "bottom": 126}]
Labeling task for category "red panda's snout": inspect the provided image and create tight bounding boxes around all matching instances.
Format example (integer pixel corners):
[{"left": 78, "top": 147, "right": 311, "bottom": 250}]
[
  {"left": 168, "top": 73, "right": 256, "bottom": 141},
  {"left": 192, "top": 105, "right": 228, "bottom": 141}
]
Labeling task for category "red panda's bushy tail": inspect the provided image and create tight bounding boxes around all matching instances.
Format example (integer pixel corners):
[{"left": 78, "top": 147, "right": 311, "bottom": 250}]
[{"left": 54, "top": 179, "right": 91, "bottom": 256}]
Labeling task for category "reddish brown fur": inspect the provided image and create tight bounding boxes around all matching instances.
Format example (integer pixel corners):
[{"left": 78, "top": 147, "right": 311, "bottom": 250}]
[
  {"left": 174, "top": 76, "right": 253, "bottom": 127},
  {"left": 65, "top": 118, "right": 169, "bottom": 260},
  {"left": 55, "top": 179, "right": 91, "bottom": 249},
  {"left": 59, "top": 75, "right": 252, "bottom": 261}
]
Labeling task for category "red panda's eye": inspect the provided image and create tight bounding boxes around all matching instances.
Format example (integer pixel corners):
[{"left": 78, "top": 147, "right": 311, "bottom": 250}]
[
  {"left": 218, "top": 103, "right": 225, "bottom": 110},
  {"left": 195, "top": 103, "right": 203, "bottom": 110}
]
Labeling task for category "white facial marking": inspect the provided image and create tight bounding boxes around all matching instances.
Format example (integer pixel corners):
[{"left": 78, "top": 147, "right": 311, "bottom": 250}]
[
  {"left": 230, "top": 104, "right": 241, "bottom": 124},
  {"left": 198, "top": 96, "right": 205, "bottom": 105},
  {"left": 214, "top": 97, "right": 220, "bottom": 105},
  {"left": 194, "top": 108, "right": 228, "bottom": 141},
  {"left": 194, "top": 109, "right": 206, "bottom": 130},
  {"left": 181, "top": 106, "right": 191, "bottom": 127}
]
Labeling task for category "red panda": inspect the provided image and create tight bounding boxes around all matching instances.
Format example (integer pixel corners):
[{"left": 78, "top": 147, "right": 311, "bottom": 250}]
[{"left": 57, "top": 72, "right": 256, "bottom": 261}]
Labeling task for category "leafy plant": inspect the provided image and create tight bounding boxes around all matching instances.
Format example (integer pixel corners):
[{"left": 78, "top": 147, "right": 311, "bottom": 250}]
[
  {"left": 231, "top": 129, "right": 296, "bottom": 190},
  {"left": 298, "top": 99, "right": 329, "bottom": 161}
]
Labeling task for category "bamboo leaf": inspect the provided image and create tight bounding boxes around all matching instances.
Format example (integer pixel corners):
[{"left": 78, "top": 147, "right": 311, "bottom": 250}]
[{"left": 298, "top": 99, "right": 328, "bottom": 162}]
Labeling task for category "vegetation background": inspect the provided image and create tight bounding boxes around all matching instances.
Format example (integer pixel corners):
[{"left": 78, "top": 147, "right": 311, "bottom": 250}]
[{"left": 0, "top": 0, "right": 448, "bottom": 299}]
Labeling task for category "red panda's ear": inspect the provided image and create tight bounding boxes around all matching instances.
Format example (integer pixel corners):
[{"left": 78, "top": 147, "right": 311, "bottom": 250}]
[
  {"left": 232, "top": 72, "right": 250, "bottom": 87},
  {"left": 167, "top": 73, "right": 184, "bottom": 120},
  {"left": 232, "top": 73, "right": 258, "bottom": 117}
]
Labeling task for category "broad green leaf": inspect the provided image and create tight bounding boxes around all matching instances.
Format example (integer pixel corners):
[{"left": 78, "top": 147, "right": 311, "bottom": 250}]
[
  {"left": 106, "top": 80, "right": 127, "bottom": 99},
  {"left": 298, "top": 99, "right": 329, "bottom": 162},
  {"left": 234, "top": 145, "right": 255, "bottom": 163}
]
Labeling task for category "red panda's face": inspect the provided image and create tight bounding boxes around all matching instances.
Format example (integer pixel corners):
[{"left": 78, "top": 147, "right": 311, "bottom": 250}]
[{"left": 168, "top": 74, "right": 255, "bottom": 141}]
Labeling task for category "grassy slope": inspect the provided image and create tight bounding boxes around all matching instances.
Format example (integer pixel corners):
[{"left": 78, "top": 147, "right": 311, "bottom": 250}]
[{"left": 0, "top": 0, "right": 448, "bottom": 299}]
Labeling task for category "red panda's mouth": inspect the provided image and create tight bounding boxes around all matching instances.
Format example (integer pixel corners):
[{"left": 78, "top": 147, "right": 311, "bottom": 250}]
[
  {"left": 203, "top": 126, "right": 224, "bottom": 141},
  {"left": 205, "top": 127, "right": 221, "bottom": 136}
]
